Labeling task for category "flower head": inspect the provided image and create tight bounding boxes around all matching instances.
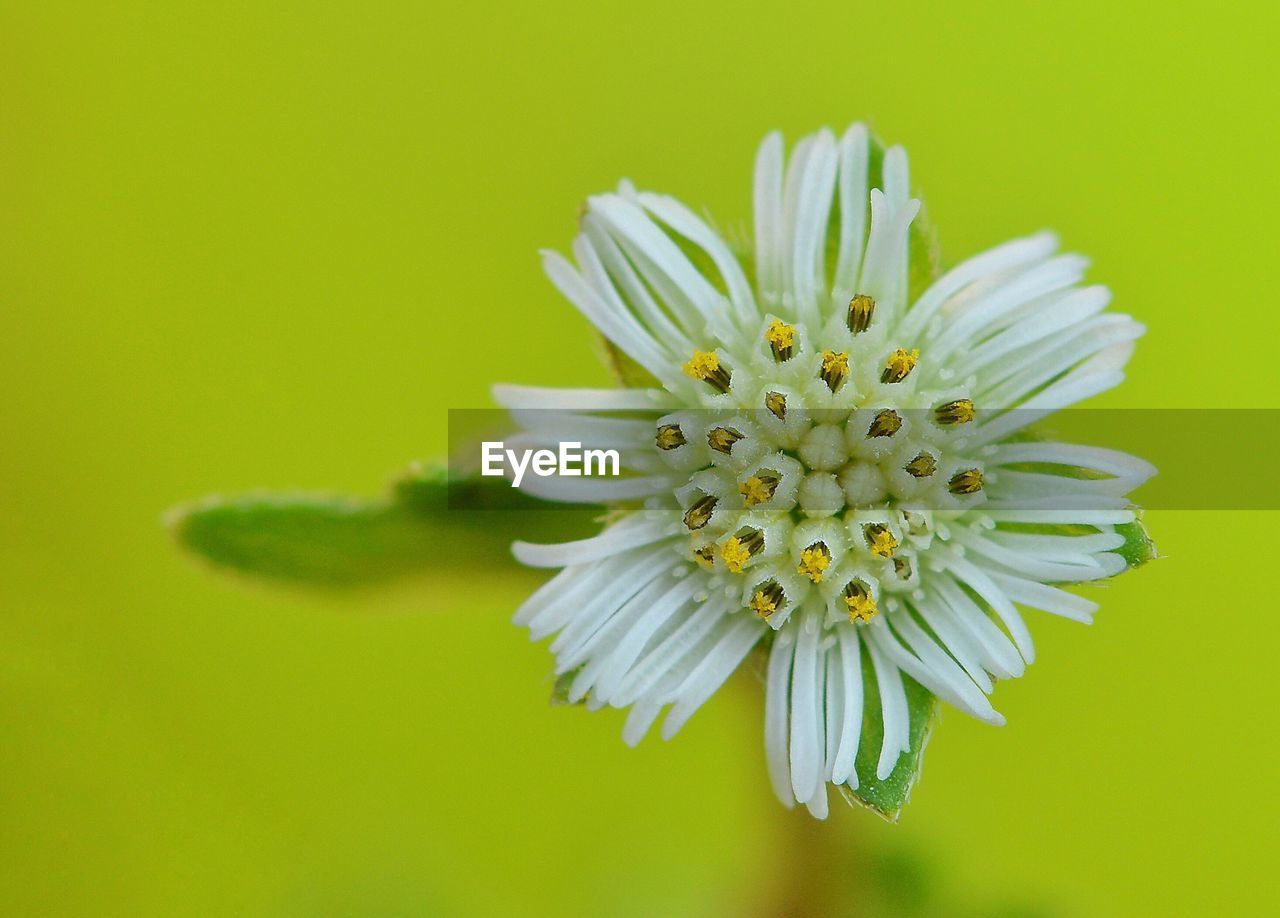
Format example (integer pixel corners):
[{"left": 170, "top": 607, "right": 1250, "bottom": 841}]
[{"left": 499, "top": 124, "right": 1152, "bottom": 818}]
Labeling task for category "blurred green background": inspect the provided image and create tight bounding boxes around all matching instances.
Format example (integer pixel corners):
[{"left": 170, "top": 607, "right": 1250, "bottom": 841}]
[{"left": 2, "top": 1, "right": 1277, "bottom": 914}]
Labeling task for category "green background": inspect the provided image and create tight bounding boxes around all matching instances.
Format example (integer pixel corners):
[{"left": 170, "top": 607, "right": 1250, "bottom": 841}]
[{"left": 2, "top": 1, "right": 1276, "bottom": 914}]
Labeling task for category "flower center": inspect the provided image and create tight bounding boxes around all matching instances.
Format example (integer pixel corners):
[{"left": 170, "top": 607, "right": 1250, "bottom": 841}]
[{"left": 654, "top": 294, "right": 989, "bottom": 629}]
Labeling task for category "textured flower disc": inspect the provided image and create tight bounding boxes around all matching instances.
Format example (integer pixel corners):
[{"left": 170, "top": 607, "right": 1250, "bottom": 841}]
[{"left": 499, "top": 124, "right": 1153, "bottom": 819}]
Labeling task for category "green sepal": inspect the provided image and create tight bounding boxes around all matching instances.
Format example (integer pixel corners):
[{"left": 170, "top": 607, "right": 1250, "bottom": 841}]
[
  {"left": 549, "top": 668, "right": 585, "bottom": 707},
  {"left": 1113, "top": 514, "right": 1157, "bottom": 569},
  {"left": 169, "top": 462, "right": 599, "bottom": 588},
  {"left": 838, "top": 668, "right": 938, "bottom": 822}
]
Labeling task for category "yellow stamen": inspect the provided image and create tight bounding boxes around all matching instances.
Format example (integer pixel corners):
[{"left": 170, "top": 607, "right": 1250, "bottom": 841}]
[
  {"left": 948, "top": 468, "right": 984, "bottom": 495},
  {"left": 904, "top": 452, "right": 937, "bottom": 478},
  {"left": 864, "top": 523, "right": 898, "bottom": 558},
  {"left": 739, "top": 471, "right": 780, "bottom": 507},
  {"left": 748, "top": 581, "right": 786, "bottom": 619},
  {"left": 820, "top": 350, "right": 849, "bottom": 392},
  {"left": 683, "top": 350, "right": 732, "bottom": 392},
  {"left": 797, "top": 543, "right": 831, "bottom": 582},
  {"left": 655, "top": 424, "right": 686, "bottom": 451},
  {"left": 765, "top": 320, "right": 796, "bottom": 362},
  {"left": 720, "top": 529, "right": 764, "bottom": 573},
  {"left": 881, "top": 348, "right": 920, "bottom": 384},
  {"left": 847, "top": 294, "right": 876, "bottom": 334},
  {"left": 867, "top": 409, "right": 902, "bottom": 438},
  {"left": 707, "top": 426, "right": 744, "bottom": 455},
  {"left": 843, "top": 580, "right": 878, "bottom": 623},
  {"left": 683, "top": 495, "right": 718, "bottom": 531},
  {"left": 693, "top": 544, "right": 716, "bottom": 570},
  {"left": 765, "top": 390, "right": 787, "bottom": 420},
  {"left": 935, "top": 398, "right": 976, "bottom": 426}
]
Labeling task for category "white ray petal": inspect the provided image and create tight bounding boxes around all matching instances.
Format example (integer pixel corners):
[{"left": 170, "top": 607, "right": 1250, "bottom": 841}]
[
  {"left": 896, "top": 232, "right": 1059, "bottom": 342},
  {"left": 753, "top": 131, "right": 785, "bottom": 302},
  {"left": 493, "top": 384, "right": 674, "bottom": 412},
  {"left": 789, "top": 612, "right": 825, "bottom": 804},
  {"left": 765, "top": 627, "right": 797, "bottom": 807},
  {"left": 986, "top": 571, "right": 1099, "bottom": 623},
  {"left": 636, "top": 192, "right": 758, "bottom": 328},
  {"left": 830, "top": 627, "right": 864, "bottom": 786},
  {"left": 832, "top": 124, "right": 870, "bottom": 298},
  {"left": 541, "top": 249, "right": 673, "bottom": 383},
  {"left": 661, "top": 617, "right": 764, "bottom": 739},
  {"left": 512, "top": 513, "right": 674, "bottom": 568},
  {"left": 942, "top": 553, "right": 1036, "bottom": 663},
  {"left": 867, "top": 637, "right": 910, "bottom": 781}
]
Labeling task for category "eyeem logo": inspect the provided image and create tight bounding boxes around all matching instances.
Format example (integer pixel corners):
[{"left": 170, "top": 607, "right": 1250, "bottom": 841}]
[{"left": 481, "top": 441, "right": 621, "bottom": 488}]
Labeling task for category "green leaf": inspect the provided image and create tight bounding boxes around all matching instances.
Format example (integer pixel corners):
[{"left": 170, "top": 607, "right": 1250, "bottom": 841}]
[
  {"left": 838, "top": 667, "right": 938, "bottom": 822},
  {"left": 169, "top": 462, "right": 600, "bottom": 588},
  {"left": 170, "top": 494, "right": 444, "bottom": 587}
]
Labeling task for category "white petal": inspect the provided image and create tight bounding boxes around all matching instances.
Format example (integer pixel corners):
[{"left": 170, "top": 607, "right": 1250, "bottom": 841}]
[
  {"left": 765, "top": 627, "right": 797, "bottom": 807},
  {"left": 932, "top": 574, "right": 1025, "bottom": 679},
  {"left": 635, "top": 192, "right": 758, "bottom": 329},
  {"left": 610, "top": 596, "right": 730, "bottom": 706},
  {"left": 578, "top": 217, "right": 698, "bottom": 355},
  {"left": 832, "top": 124, "right": 870, "bottom": 298},
  {"left": 896, "top": 232, "right": 1059, "bottom": 342},
  {"left": 493, "top": 384, "right": 674, "bottom": 412},
  {"left": 550, "top": 550, "right": 676, "bottom": 659},
  {"left": 867, "top": 637, "right": 910, "bottom": 781},
  {"left": 830, "top": 627, "right": 864, "bottom": 786},
  {"left": 879, "top": 615, "right": 1003, "bottom": 725},
  {"left": 753, "top": 131, "right": 785, "bottom": 301},
  {"left": 514, "top": 472, "right": 673, "bottom": 504},
  {"left": 661, "top": 617, "right": 764, "bottom": 739},
  {"left": 589, "top": 576, "right": 706, "bottom": 701},
  {"left": 941, "top": 554, "right": 1036, "bottom": 663},
  {"left": 541, "top": 249, "right": 673, "bottom": 384},
  {"left": 789, "top": 129, "right": 839, "bottom": 328},
  {"left": 789, "top": 613, "right": 825, "bottom": 804},
  {"left": 512, "top": 514, "right": 674, "bottom": 568},
  {"left": 986, "top": 571, "right": 1099, "bottom": 623}
]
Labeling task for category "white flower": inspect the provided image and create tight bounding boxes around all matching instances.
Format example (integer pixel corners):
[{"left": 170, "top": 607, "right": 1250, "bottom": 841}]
[{"left": 497, "top": 124, "right": 1153, "bottom": 818}]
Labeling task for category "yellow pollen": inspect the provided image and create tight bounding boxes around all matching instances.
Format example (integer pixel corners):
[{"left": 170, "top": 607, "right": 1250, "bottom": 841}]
[
  {"left": 948, "top": 468, "right": 984, "bottom": 495},
  {"left": 682, "top": 349, "right": 720, "bottom": 380},
  {"left": 765, "top": 390, "right": 787, "bottom": 420},
  {"left": 820, "top": 350, "right": 849, "bottom": 392},
  {"left": 683, "top": 350, "right": 732, "bottom": 392},
  {"left": 749, "top": 588, "right": 781, "bottom": 619},
  {"left": 865, "top": 525, "right": 899, "bottom": 558},
  {"left": 655, "top": 424, "right": 686, "bottom": 451},
  {"left": 936, "top": 398, "right": 976, "bottom": 425},
  {"left": 738, "top": 472, "right": 779, "bottom": 507},
  {"left": 882, "top": 348, "right": 919, "bottom": 383},
  {"left": 683, "top": 495, "right": 718, "bottom": 531},
  {"left": 797, "top": 544, "right": 831, "bottom": 582},
  {"left": 905, "top": 452, "right": 937, "bottom": 478},
  {"left": 720, "top": 537, "right": 752, "bottom": 573},
  {"left": 868, "top": 408, "right": 903, "bottom": 438},
  {"left": 765, "top": 319, "right": 795, "bottom": 349},
  {"left": 847, "top": 294, "right": 876, "bottom": 333},
  {"left": 693, "top": 544, "right": 716, "bottom": 570},
  {"left": 707, "top": 426, "right": 744, "bottom": 454},
  {"left": 844, "top": 584, "right": 878, "bottom": 623}
]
